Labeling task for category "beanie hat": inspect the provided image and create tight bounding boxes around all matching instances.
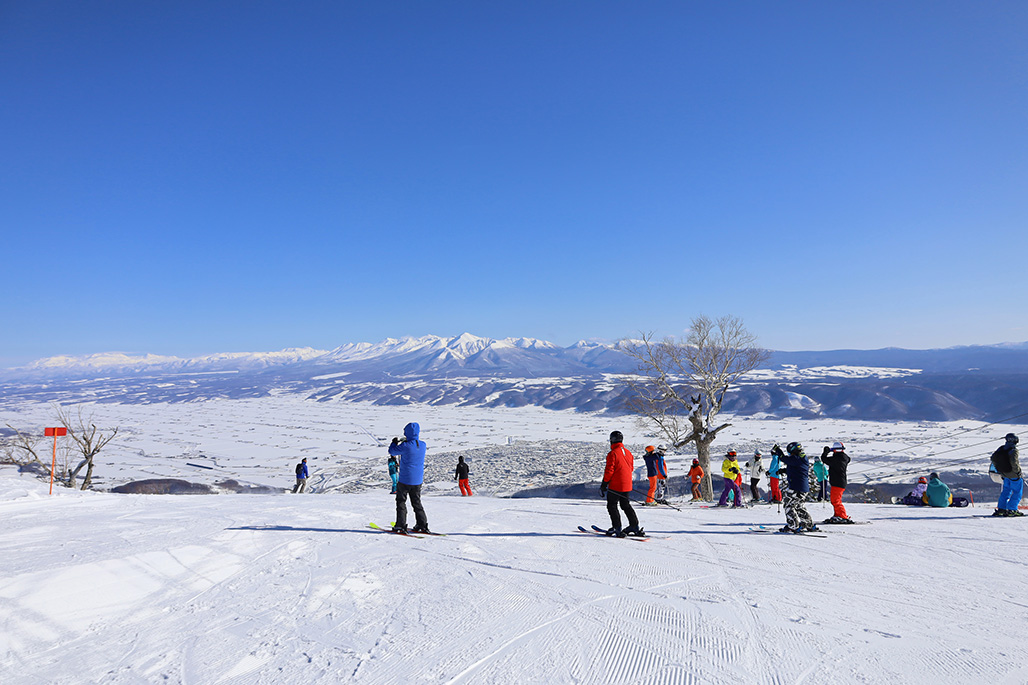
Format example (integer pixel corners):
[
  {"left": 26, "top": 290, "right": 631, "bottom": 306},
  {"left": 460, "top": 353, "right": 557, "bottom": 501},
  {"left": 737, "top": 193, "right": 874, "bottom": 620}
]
[{"left": 609, "top": 430, "right": 624, "bottom": 444}]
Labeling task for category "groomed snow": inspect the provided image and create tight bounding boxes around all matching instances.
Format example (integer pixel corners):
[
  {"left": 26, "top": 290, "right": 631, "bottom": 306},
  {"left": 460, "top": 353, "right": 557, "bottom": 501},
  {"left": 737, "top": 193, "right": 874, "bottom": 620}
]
[{"left": 2, "top": 473, "right": 1026, "bottom": 684}]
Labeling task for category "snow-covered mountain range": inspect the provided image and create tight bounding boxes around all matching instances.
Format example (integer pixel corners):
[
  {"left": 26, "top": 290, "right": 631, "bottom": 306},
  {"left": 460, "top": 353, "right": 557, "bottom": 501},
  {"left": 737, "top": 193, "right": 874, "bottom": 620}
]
[{"left": 2, "top": 333, "right": 1027, "bottom": 423}]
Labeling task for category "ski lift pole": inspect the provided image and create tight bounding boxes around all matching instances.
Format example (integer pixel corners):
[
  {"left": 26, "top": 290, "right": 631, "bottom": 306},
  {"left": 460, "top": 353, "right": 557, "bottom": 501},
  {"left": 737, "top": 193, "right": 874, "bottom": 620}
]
[{"left": 44, "top": 427, "right": 67, "bottom": 495}]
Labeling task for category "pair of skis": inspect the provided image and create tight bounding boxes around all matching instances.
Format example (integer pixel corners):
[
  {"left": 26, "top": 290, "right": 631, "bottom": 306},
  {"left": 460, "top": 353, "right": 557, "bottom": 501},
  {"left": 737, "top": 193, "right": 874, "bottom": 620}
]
[
  {"left": 577, "top": 525, "right": 650, "bottom": 541},
  {"left": 747, "top": 524, "right": 828, "bottom": 538},
  {"left": 368, "top": 522, "right": 446, "bottom": 538}
]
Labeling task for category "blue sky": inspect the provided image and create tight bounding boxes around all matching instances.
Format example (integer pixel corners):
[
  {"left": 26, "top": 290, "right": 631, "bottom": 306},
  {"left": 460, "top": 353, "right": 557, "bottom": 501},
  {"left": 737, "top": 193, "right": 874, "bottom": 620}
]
[{"left": 2, "top": 1, "right": 1026, "bottom": 366}]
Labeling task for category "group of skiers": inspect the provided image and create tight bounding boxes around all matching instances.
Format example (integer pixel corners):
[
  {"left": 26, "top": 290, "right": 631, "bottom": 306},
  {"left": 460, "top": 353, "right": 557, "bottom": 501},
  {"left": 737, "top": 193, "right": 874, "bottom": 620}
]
[{"left": 291, "top": 425, "right": 1022, "bottom": 535}]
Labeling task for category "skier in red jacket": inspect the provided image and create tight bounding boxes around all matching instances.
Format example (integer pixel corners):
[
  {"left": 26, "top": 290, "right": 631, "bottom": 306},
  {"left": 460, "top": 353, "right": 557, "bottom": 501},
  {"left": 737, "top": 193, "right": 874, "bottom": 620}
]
[{"left": 601, "top": 431, "right": 644, "bottom": 537}]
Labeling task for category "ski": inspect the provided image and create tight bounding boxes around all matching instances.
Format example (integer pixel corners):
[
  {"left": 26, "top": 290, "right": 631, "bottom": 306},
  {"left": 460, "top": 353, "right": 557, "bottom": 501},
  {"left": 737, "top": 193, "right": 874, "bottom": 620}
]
[
  {"left": 589, "top": 524, "right": 649, "bottom": 540},
  {"left": 748, "top": 525, "right": 827, "bottom": 538},
  {"left": 577, "top": 525, "right": 648, "bottom": 540},
  {"left": 388, "top": 521, "right": 447, "bottom": 536},
  {"left": 369, "top": 522, "right": 424, "bottom": 538},
  {"left": 820, "top": 519, "right": 871, "bottom": 525}
]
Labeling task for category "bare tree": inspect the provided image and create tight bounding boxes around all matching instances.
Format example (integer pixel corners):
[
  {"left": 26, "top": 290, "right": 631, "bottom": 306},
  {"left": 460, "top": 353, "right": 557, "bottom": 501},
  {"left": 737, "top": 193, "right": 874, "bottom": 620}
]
[
  {"left": 55, "top": 405, "right": 119, "bottom": 490},
  {"left": 620, "top": 315, "right": 771, "bottom": 500},
  {"left": 4, "top": 425, "right": 45, "bottom": 466}
]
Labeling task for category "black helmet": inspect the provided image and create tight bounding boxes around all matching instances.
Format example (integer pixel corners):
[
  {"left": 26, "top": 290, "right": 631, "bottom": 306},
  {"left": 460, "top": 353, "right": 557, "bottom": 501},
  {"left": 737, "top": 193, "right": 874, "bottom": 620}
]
[
  {"left": 609, "top": 430, "right": 624, "bottom": 444},
  {"left": 786, "top": 441, "right": 802, "bottom": 455},
  {"left": 1006, "top": 433, "right": 1019, "bottom": 444}
]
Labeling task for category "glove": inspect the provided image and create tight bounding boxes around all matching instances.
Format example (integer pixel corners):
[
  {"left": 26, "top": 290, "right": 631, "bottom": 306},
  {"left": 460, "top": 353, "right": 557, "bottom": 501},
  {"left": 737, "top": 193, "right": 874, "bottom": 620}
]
[
  {"left": 822, "top": 446, "right": 831, "bottom": 457},
  {"left": 771, "top": 444, "right": 783, "bottom": 457},
  {"left": 600, "top": 481, "right": 609, "bottom": 495},
  {"left": 731, "top": 468, "right": 740, "bottom": 475}
]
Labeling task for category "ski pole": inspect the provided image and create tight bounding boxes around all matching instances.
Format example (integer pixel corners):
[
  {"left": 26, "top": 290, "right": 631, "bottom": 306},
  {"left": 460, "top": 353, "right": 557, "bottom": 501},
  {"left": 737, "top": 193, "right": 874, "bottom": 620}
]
[{"left": 630, "top": 487, "right": 683, "bottom": 511}]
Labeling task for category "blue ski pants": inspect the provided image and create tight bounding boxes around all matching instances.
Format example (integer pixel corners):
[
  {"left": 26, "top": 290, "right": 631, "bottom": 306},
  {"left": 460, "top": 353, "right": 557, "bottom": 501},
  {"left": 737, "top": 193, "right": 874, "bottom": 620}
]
[{"left": 998, "top": 477, "right": 1024, "bottom": 511}]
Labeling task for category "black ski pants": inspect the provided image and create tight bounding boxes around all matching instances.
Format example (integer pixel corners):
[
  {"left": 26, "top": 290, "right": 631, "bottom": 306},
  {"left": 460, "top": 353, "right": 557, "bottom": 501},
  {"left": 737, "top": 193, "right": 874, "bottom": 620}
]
[
  {"left": 395, "top": 482, "right": 428, "bottom": 530},
  {"left": 606, "top": 489, "right": 639, "bottom": 531}
]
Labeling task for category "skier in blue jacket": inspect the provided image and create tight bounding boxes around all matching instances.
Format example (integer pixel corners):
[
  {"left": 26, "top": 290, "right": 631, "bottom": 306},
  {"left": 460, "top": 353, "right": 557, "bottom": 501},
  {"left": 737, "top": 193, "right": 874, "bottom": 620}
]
[
  {"left": 773, "top": 442, "right": 816, "bottom": 533},
  {"left": 388, "top": 422, "right": 431, "bottom": 534},
  {"left": 292, "top": 458, "right": 309, "bottom": 493}
]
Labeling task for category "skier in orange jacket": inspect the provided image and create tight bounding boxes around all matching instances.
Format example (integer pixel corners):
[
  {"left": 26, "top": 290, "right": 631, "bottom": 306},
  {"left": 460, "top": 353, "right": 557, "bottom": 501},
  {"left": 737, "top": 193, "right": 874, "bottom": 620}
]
[
  {"left": 601, "top": 431, "right": 644, "bottom": 537},
  {"left": 688, "top": 459, "right": 705, "bottom": 500}
]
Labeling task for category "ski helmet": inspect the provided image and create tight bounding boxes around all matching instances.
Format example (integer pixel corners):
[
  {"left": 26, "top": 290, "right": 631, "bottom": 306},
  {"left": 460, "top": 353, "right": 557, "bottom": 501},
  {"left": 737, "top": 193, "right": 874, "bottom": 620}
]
[
  {"left": 786, "top": 441, "right": 801, "bottom": 454},
  {"left": 930, "top": 472, "right": 939, "bottom": 480},
  {"left": 692, "top": 458, "right": 699, "bottom": 465},
  {"left": 727, "top": 450, "right": 737, "bottom": 458},
  {"left": 645, "top": 445, "right": 656, "bottom": 453},
  {"left": 754, "top": 449, "right": 763, "bottom": 457},
  {"left": 1005, "top": 433, "right": 1019, "bottom": 444},
  {"left": 609, "top": 430, "right": 624, "bottom": 444},
  {"left": 832, "top": 441, "right": 844, "bottom": 451},
  {"left": 918, "top": 476, "right": 928, "bottom": 484}
]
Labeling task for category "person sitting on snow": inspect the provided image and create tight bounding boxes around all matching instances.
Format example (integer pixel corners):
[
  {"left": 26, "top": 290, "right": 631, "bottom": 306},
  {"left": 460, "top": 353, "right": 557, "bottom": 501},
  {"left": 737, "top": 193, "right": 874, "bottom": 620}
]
[
  {"left": 924, "top": 472, "right": 952, "bottom": 507},
  {"left": 898, "top": 476, "right": 929, "bottom": 506}
]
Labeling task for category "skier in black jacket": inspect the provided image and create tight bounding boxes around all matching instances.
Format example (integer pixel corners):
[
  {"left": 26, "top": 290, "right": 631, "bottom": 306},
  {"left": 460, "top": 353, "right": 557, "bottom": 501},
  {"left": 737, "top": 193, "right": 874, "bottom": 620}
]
[
  {"left": 991, "top": 433, "right": 1023, "bottom": 517},
  {"left": 454, "top": 455, "right": 473, "bottom": 496},
  {"left": 820, "top": 441, "right": 852, "bottom": 523},
  {"left": 774, "top": 442, "right": 816, "bottom": 533}
]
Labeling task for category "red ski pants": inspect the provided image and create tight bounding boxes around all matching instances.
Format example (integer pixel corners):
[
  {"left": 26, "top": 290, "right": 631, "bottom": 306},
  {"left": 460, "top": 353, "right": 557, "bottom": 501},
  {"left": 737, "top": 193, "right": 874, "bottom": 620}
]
[
  {"left": 458, "top": 479, "right": 473, "bottom": 496},
  {"left": 769, "top": 477, "right": 782, "bottom": 503},
  {"left": 830, "top": 486, "right": 847, "bottom": 519}
]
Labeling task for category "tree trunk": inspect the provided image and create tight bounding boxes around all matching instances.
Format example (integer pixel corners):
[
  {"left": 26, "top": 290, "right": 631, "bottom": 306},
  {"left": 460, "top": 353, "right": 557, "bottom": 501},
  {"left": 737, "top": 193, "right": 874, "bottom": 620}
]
[
  {"left": 697, "top": 438, "right": 713, "bottom": 501},
  {"left": 81, "top": 458, "right": 95, "bottom": 490}
]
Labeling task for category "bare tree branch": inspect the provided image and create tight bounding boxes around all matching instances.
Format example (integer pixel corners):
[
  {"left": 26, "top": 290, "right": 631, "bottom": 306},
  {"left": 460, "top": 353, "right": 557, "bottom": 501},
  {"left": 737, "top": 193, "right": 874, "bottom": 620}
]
[
  {"left": 54, "top": 405, "right": 119, "bottom": 490},
  {"left": 619, "top": 316, "right": 770, "bottom": 499}
]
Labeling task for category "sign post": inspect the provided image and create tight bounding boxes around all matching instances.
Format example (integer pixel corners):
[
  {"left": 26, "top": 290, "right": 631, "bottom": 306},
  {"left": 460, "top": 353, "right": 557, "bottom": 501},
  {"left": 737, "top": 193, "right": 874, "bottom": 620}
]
[{"left": 44, "top": 427, "right": 68, "bottom": 494}]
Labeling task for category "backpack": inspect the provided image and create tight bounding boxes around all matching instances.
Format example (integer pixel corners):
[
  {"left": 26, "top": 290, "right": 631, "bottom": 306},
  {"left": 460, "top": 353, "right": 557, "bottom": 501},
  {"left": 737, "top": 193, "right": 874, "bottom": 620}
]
[
  {"left": 295, "top": 462, "right": 304, "bottom": 477},
  {"left": 991, "top": 446, "right": 1012, "bottom": 476}
]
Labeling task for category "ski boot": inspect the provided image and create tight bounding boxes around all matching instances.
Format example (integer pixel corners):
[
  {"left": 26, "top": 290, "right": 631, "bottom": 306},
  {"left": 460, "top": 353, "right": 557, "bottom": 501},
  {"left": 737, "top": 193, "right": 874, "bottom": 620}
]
[
  {"left": 622, "top": 524, "right": 645, "bottom": 537},
  {"left": 606, "top": 526, "right": 622, "bottom": 537},
  {"left": 391, "top": 525, "right": 409, "bottom": 534},
  {"left": 411, "top": 525, "right": 432, "bottom": 534},
  {"left": 779, "top": 526, "right": 799, "bottom": 534}
]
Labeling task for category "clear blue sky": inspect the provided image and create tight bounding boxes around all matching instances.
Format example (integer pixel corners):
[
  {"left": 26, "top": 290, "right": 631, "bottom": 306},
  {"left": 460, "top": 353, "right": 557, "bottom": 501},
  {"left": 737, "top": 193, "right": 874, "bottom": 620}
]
[{"left": 2, "top": 1, "right": 1026, "bottom": 366}]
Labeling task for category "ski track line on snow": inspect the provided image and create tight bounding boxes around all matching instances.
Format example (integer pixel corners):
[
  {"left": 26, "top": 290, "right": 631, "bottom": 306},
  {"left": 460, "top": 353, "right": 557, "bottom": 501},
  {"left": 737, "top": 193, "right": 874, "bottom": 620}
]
[{"left": 442, "top": 589, "right": 630, "bottom": 685}]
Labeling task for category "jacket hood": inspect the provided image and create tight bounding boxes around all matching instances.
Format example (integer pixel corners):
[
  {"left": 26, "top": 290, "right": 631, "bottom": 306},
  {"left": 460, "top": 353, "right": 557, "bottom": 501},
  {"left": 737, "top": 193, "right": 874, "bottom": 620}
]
[{"left": 404, "top": 422, "right": 420, "bottom": 441}]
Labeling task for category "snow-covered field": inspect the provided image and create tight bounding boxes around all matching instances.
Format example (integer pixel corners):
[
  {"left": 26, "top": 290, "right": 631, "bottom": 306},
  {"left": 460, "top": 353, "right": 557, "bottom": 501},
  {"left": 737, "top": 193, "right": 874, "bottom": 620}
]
[
  {"left": 2, "top": 398, "right": 1026, "bottom": 684},
  {"left": 2, "top": 474, "right": 1027, "bottom": 684},
  {"left": 1, "top": 397, "right": 1016, "bottom": 493}
]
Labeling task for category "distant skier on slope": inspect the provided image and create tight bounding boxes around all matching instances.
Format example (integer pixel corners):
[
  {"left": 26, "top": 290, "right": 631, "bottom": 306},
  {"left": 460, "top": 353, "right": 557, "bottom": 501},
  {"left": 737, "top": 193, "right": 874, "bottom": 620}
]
[
  {"left": 387, "top": 445, "right": 399, "bottom": 495},
  {"left": 990, "top": 433, "right": 1023, "bottom": 517},
  {"left": 820, "top": 442, "right": 852, "bottom": 523},
  {"left": 812, "top": 456, "right": 829, "bottom": 502},
  {"left": 292, "top": 458, "right": 309, "bottom": 493},
  {"left": 767, "top": 448, "right": 783, "bottom": 503},
  {"left": 454, "top": 455, "right": 473, "bottom": 496},
  {"left": 654, "top": 446, "right": 669, "bottom": 503},
  {"left": 601, "top": 431, "right": 643, "bottom": 537},
  {"left": 688, "top": 459, "right": 705, "bottom": 501},
  {"left": 774, "top": 442, "right": 817, "bottom": 533},
  {"left": 745, "top": 450, "right": 765, "bottom": 503},
  {"left": 643, "top": 446, "right": 667, "bottom": 504},
  {"left": 716, "top": 451, "right": 744, "bottom": 508},
  {"left": 388, "top": 423, "right": 432, "bottom": 534}
]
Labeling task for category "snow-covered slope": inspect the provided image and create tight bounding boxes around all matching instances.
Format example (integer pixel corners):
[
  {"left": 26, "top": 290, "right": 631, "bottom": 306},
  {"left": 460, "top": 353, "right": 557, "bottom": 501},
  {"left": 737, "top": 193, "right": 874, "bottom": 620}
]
[{"left": 1, "top": 472, "right": 1025, "bottom": 684}]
